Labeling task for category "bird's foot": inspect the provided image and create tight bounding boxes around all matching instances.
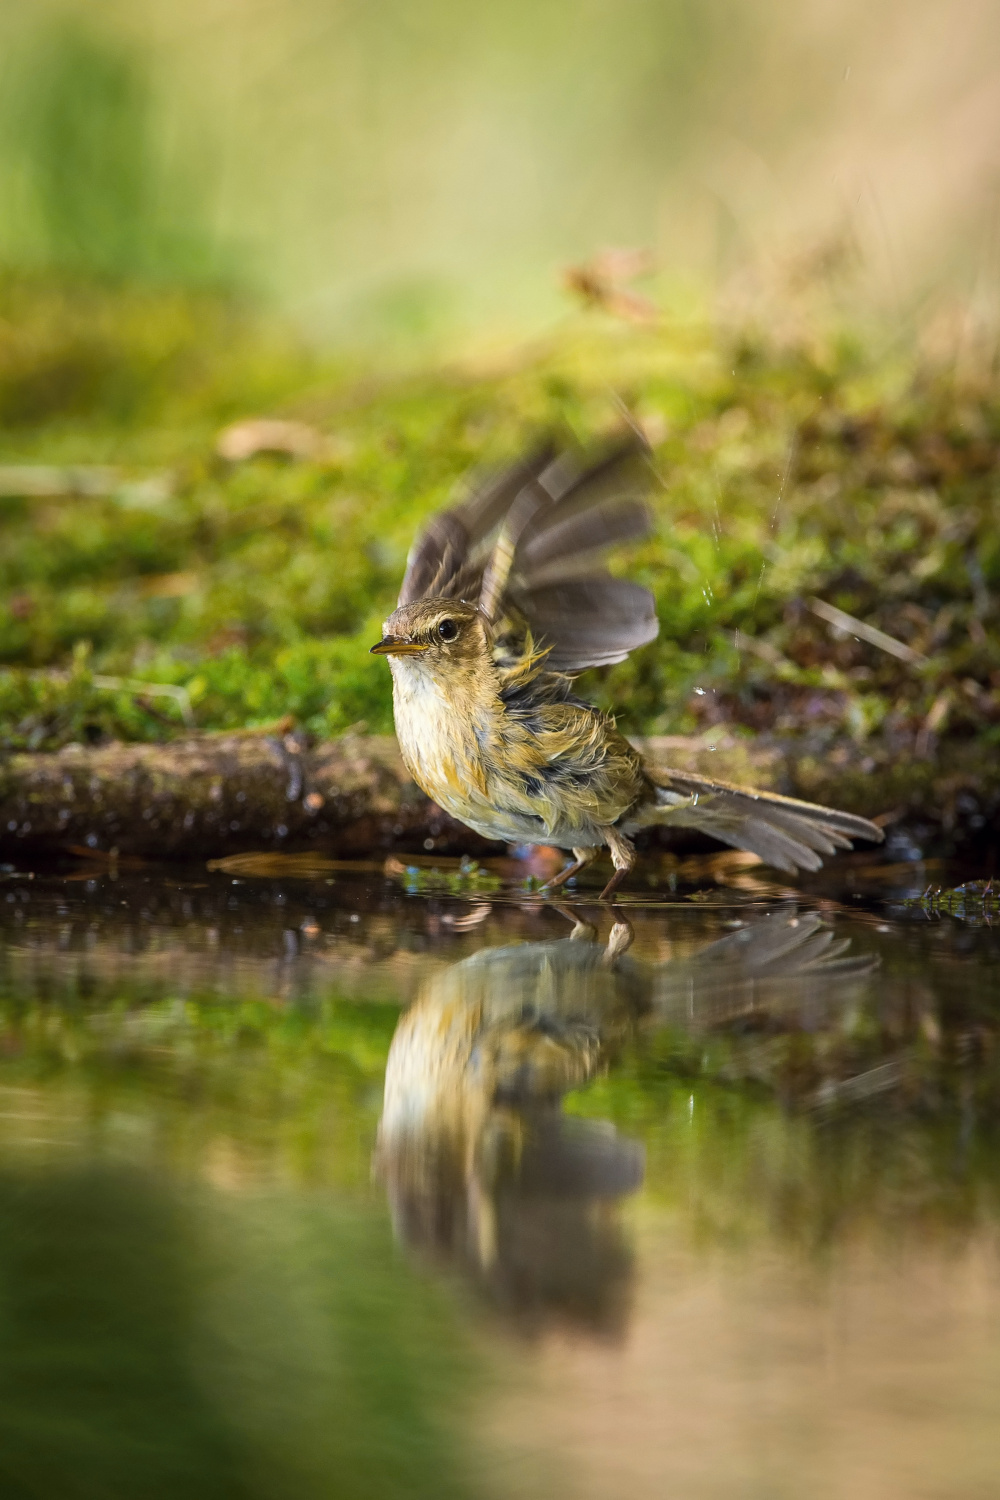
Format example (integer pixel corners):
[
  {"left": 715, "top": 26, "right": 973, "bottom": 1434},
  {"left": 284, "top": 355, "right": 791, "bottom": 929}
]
[{"left": 539, "top": 845, "right": 599, "bottom": 894}]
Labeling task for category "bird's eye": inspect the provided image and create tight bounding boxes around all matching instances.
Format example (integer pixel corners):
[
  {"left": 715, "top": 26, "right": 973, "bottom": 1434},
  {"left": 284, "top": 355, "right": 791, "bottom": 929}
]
[{"left": 437, "top": 618, "right": 459, "bottom": 642}]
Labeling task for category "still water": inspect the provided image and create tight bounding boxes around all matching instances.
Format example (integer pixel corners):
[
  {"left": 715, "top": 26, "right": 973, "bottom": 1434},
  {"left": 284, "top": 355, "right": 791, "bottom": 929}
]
[{"left": 0, "top": 850, "right": 998, "bottom": 1499}]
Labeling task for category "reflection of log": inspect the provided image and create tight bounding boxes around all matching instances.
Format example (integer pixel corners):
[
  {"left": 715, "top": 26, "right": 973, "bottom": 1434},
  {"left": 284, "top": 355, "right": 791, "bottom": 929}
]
[{"left": 0, "top": 729, "right": 996, "bottom": 860}]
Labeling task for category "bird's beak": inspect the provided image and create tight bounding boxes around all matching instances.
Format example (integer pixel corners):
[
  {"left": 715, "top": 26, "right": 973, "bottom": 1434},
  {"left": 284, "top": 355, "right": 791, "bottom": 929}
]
[{"left": 369, "top": 636, "right": 429, "bottom": 656}]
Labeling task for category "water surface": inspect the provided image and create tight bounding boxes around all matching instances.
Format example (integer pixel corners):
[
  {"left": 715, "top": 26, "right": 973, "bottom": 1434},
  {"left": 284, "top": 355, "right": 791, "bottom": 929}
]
[{"left": 0, "top": 851, "right": 998, "bottom": 1499}]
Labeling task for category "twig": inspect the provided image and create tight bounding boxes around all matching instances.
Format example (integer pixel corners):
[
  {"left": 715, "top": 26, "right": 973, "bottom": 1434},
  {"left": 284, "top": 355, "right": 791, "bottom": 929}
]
[
  {"left": 16, "top": 669, "right": 195, "bottom": 729},
  {"left": 915, "top": 689, "right": 952, "bottom": 758},
  {"left": 729, "top": 629, "right": 791, "bottom": 668},
  {"left": 0, "top": 465, "right": 121, "bottom": 498},
  {"left": 807, "top": 597, "right": 927, "bottom": 666},
  {"left": 0, "top": 466, "right": 173, "bottom": 504},
  {"left": 91, "top": 677, "right": 195, "bottom": 729}
]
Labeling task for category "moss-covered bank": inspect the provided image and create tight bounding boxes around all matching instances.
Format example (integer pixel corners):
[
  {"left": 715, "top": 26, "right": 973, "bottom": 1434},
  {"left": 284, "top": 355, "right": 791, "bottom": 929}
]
[{"left": 0, "top": 275, "right": 997, "bottom": 845}]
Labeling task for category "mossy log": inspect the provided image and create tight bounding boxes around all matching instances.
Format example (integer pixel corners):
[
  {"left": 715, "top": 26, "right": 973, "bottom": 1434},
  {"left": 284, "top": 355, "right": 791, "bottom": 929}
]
[{"left": 0, "top": 729, "right": 997, "bottom": 862}]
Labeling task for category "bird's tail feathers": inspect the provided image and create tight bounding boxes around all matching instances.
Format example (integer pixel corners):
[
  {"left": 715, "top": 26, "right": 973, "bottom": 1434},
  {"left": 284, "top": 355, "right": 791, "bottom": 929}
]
[{"left": 627, "top": 769, "right": 884, "bottom": 874}]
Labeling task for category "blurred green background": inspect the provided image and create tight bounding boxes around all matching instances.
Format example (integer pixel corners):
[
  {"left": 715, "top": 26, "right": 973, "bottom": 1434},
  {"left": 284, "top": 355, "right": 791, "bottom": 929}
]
[
  {"left": 0, "top": 0, "right": 997, "bottom": 762},
  {"left": 1, "top": 0, "right": 997, "bottom": 346}
]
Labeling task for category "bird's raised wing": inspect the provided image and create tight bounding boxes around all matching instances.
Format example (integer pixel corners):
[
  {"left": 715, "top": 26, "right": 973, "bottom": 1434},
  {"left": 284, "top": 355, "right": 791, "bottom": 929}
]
[
  {"left": 397, "top": 445, "right": 554, "bottom": 606},
  {"left": 398, "top": 439, "right": 659, "bottom": 671}
]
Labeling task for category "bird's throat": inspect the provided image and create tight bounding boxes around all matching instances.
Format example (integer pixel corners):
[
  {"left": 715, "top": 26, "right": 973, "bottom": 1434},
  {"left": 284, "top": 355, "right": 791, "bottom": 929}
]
[{"left": 388, "top": 655, "right": 495, "bottom": 802}]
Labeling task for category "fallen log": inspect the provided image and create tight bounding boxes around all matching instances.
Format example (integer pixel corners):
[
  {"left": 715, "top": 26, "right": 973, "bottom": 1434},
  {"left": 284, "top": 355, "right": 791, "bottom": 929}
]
[{"left": 0, "top": 729, "right": 996, "bottom": 861}]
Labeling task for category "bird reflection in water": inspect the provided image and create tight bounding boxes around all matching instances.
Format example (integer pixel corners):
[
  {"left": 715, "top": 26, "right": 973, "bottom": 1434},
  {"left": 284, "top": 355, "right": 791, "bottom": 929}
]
[{"left": 376, "top": 908, "right": 875, "bottom": 1337}]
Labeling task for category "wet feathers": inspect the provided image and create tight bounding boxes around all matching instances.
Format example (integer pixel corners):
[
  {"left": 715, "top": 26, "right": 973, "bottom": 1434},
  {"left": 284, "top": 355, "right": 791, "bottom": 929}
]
[{"left": 371, "top": 440, "right": 883, "bottom": 894}]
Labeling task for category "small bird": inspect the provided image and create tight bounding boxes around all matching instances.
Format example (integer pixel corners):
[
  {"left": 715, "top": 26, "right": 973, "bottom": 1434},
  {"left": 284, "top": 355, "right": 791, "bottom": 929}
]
[{"left": 371, "top": 440, "right": 884, "bottom": 897}]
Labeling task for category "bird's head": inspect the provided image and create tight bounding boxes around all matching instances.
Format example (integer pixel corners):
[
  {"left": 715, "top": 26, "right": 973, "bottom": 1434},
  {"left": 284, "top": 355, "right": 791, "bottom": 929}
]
[{"left": 370, "top": 600, "right": 490, "bottom": 683}]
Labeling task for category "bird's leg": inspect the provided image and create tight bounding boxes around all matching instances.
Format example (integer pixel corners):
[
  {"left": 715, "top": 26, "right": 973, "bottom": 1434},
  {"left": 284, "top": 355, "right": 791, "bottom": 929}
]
[
  {"left": 541, "top": 845, "right": 599, "bottom": 894},
  {"left": 599, "top": 826, "right": 637, "bottom": 901},
  {"left": 603, "top": 917, "right": 635, "bottom": 963},
  {"left": 550, "top": 903, "right": 599, "bottom": 941}
]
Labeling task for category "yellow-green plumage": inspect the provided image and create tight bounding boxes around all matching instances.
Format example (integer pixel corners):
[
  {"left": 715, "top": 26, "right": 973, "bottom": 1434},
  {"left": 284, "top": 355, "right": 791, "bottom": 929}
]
[{"left": 371, "top": 441, "right": 883, "bottom": 897}]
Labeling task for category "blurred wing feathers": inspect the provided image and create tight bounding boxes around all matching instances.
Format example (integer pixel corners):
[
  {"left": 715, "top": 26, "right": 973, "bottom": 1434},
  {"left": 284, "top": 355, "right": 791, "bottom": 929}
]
[
  {"left": 633, "top": 770, "right": 884, "bottom": 873},
  {"left": 397, "top": 445, "right": 555, "bottom": 606},
  {"left": 520, "top": 499, "right": 652, "bottom": 582},
  {"left": 512, "top": 578, "right": 658, "bottom": 670},
  {"left": 653, "top": 911, "right": 877, "bottom": 1020},
  {"left": 399, "top": 435, "right": 658, "bottom": 670}
]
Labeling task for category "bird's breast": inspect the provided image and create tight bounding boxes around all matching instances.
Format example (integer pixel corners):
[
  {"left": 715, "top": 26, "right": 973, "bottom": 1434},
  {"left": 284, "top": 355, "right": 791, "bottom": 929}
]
[
  {"left": 390, "top": 661, "right": 490, "bottom": 811},
  {"left": 388, "top": 658, "right": 635, "bottom": 848},
  {"left": 389, "top": 664, "right": 558, "bottom": 843}
]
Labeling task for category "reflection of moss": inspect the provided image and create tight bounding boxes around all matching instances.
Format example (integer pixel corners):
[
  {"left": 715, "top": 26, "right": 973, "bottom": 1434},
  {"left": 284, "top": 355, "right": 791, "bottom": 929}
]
[
  {"left": 209, "top": 1198, "right": 481, "bottom": 1500},
  {"left": 0, "top": 987, "right": 398, "bottom": 1198},
  {"left": 0, "top": 277, "right": 998, "bottom": 775},
  {"left": 4, "top": 936, "right": 1000, "bottom": 1258},
  {"left": 906, "top": 880, "right": 1000, "bottom": 922},
  {"left": 566, "top": 1023, "right": 1000, "bottom": 1252},
  {"left": 0, "top": 1168, "right": 251, "bottom": 1498},
  {"left": 0, "top": 989, "right": 483, "bottom": 1497},
  {"left": 0, "top": 1167, "right": 480, "bottom": 1500}
]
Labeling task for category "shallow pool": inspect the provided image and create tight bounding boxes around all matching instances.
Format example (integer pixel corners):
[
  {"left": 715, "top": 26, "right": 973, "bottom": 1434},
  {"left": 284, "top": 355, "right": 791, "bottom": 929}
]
[{"left": 0, "top": 849, "right": 997, "bottom": 1499}]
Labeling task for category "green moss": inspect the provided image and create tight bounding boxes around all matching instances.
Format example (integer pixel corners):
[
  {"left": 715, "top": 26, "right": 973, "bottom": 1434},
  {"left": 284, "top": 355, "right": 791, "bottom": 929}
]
[
  {"left": 0, "top": 275, "right": 998, "bottom": 758},
  {"left": 391, "top": 858, "right": 502, "bottom": 895},
  {"left": 905, "top": 880, "right": 1000, "bottom": 922}
]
